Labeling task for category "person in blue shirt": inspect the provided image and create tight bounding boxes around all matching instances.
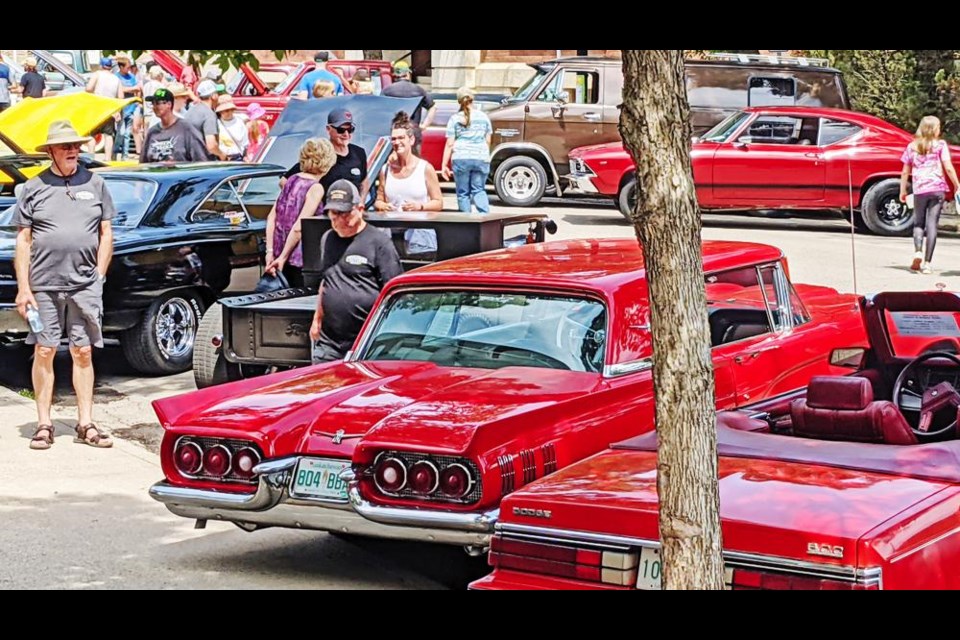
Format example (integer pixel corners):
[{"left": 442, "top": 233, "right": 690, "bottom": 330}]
[
  {"left": 114, "top": 55, "right": 142, "bottom": 159},
  {"left": 295, "top": 51, "right": 344, "bottom": 99},
  {"left": 0, "top": 52, "right": 12, "bottom": 112}
]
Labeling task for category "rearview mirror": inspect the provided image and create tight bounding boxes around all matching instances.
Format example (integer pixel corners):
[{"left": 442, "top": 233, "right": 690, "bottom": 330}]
[{"left": 830, "top": 348, "right": 867, "bottom": 370}]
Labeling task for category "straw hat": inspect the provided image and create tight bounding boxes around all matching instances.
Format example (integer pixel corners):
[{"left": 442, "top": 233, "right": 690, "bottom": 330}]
[
  {"left": 36, "top": 121, "right": 93, "bottom": 151},
  {"left": 215, "top": 96, "right": 238, "bottom": 114}
]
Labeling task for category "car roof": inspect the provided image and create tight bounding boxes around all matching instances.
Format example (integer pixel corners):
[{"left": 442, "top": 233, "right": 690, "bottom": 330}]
[
  {"left": 399, "top": 238, "right": 783, "bottom": 293},
  {"left": 95, "top": 162, "right": 285, "bottom": 180}
]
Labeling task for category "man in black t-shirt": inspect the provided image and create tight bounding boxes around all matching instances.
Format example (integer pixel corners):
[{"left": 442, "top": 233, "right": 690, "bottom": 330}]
[
  {"left": 18, "top": 56, "right": 46, "bottom": 99},
  {"left": 283, "top": 108, "right": 369, "bottom": 202},
  {"left": 310, "top": 179, "right": 402, "bottom": 362}
]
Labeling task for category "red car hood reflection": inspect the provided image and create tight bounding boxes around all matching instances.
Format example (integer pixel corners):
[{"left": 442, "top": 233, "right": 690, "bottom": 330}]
[
  {"left": 503, "top": 450, "right": 950, "bottom": 565},
  {"left": 153, "top": 360, "right": 601, "bottom": 458}
]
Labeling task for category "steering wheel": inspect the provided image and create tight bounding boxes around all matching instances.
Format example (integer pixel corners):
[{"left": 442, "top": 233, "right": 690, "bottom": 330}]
[{"left": 893, "top": 351, "right": 960, "bottom": 437}]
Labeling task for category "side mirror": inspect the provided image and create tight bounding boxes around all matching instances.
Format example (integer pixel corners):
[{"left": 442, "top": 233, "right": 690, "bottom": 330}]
[{"left": 830, "top": 348, "right": 867, "bottom": 370}]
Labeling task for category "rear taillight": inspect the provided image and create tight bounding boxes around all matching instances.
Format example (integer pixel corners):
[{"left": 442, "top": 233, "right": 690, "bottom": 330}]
[
  {"left": 374, "top": 457, "right": 407, "bottom": 494},
  {"left": 203, "top": 444, "right": 232, "bottom": 477},
  {"left": 489, "top": 536, "right": 638, "bottom": 586},
  {"left": 730, "top": 569, "right": 880, "bottom": 590},
  {"left": 232, "top": 447, "right": 261, "bottom": 480},
  {"left": 408, "top": 461, "right": 439, "bottom": 495},
  {"left": 174, "top": 440, "right": 203, "bottom": 475},
  {"left": 439, "top": 463, "right": 473, "bottom": 499}
]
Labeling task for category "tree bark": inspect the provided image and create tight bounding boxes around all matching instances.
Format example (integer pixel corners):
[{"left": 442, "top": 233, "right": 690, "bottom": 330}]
[{"left": 619, "top": 50, "right": 724, "bottom": 590}]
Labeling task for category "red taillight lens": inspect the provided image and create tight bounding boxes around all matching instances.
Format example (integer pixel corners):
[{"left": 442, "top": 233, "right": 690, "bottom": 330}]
[
  {"left": 174, "top": 440, "right": 203, "bottom": 476},
  {"left": 374, "top": 457, "right": 407, "bottom": 494},
  {"left": 203, "top": 444, "right": 232, "bottom": 477},
  {"left": 408, "top": 461, "right": 439, "bottom": 495},
  {"left": 232, "top": 447, "right": 260, "bottom": 480},
  {"left": 488, "top": 535, "right": 637, "bottom": 586},
  {"left": 439, "top": 463, "right": 472, "bottom": 499},
  {"left": 730, "top": 569, "right": 879, "bottom": 590}
]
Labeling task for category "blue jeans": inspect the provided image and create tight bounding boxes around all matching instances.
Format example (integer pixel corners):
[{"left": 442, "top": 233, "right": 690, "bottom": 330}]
[{"left": 453, "top": 159, "right": 490, "bottom": 213}]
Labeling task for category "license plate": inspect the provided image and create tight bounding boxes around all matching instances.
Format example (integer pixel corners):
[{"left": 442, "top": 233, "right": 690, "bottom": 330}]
[
  {"left": 290, "top": 458, "right": 350, "bottom": 501},
  {"left": 635, "top": 547, "right": 734, "bottom": 589}
]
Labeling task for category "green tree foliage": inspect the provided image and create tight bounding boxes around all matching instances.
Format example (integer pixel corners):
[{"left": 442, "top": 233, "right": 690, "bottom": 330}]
[
  {"left": 807, "top": 50, "right": 960, "bottom": 140},
  {"left": 105, "top": 50, "right": 293, "bottom": 72}
]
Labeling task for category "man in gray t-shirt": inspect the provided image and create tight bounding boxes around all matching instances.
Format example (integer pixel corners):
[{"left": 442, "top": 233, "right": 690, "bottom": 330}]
[
  {"left": 141, "top": 87, "right": 210, "bottom": 163},
  {"left": 184, "top": 80, "right": 223, "bottom": 160},
  {"left": 13, "top": 120, "right": 116, "bottom": 450}
]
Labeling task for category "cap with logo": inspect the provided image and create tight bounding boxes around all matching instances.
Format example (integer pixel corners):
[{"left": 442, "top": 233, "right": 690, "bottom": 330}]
[
  {"left": 145, "top": 88, "right": 175, "bottom": 103},
  {"left": 327, "top": 108, "right": 354, "bottom": 128},
  {"left": 325, "top": 179, "right": 361, "bottom": 212},
  {"left": 196, "top": 79, "right": 218, "bottom": 99},
  {"left": 392, "top": 60, "right": 411, "bottom": 75}
]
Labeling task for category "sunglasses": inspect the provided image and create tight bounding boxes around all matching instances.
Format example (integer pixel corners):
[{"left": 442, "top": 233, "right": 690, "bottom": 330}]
[
  {"left": 331, "top": 125, "right": 355, "bottom": 134},
  {"left": 54, "top": 143, "right": 84, "bottom": 150}
]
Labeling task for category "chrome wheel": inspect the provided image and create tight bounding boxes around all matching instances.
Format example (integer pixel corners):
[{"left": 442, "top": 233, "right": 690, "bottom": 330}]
[
  {"left": 155, "top": 297, "right": 197, "bottom": 359},
  {"left": 880, "top": 195, "right": 911, "bottom": 227},
  {"left": 503, "top": 166, "right": 542, "bottom": 201}
]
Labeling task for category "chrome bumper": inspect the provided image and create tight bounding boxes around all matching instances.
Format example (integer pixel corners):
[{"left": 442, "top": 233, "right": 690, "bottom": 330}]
[
  {"left": 562, "top": 173, "right": 600, "bottom": 195},
  {"left": 149, "top": 457, "right": 495, "bottom": 547}
]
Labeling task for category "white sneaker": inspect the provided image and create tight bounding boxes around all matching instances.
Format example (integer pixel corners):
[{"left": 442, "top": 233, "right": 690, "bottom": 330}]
[
  {"left": 911, "top": 252, "right": 923, "bottom": 271},
  {"left": 922, "top": 262, "right": 933, "bottom": 275}
]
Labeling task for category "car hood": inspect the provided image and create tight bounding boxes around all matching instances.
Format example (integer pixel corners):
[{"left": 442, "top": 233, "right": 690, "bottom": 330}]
[
  {"left": 153, "top": 360, "right": 602, "bottom": 460},
  {"left": 502, "top": 449, "right": 951, "bottom": 566},
  {"left": 0, "top": 93, "right": 136, "bottom": 154}
]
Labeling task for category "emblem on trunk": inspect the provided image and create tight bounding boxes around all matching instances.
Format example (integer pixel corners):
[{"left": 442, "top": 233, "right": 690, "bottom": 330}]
[
  {"left": 513, "top": 507, "right": 552, "bottom": 519},
  {"left": 331, "top": 429, "right": 345, "bottom": 445},
  {"left": 807, "top": 543, "right": 844, "bottom": 558}
]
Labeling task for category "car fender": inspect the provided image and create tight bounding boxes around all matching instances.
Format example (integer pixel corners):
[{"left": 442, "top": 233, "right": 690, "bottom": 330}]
[{"left": 490, "top": 142, "right": 562, "bottom": 194}]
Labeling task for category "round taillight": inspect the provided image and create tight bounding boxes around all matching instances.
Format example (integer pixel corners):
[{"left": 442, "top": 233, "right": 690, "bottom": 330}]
[
  {"left": 374, "top": 457, "right": 407, "bottom": 494},
  {"left": 232, "top": 447, "right": 260, "bottom": 480},
  {"left": 174, "top": 440, "right": 203, "bottom": 476},
  {"left": 408, "top": 460, "right": 439, "bottom": 495},
  {"left": 439, "top": 463, "right": 473, "bottom": 499},
  {"left": 203, "top": 444, "right": 232, "bottom": 477}
]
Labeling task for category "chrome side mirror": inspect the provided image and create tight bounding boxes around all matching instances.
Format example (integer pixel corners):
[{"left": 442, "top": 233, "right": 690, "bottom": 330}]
[{"left": 830, "top": 348, "right": 867, "bottom": 370}]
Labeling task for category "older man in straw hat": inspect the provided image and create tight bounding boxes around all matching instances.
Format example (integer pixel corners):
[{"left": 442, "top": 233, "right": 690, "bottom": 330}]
[{"left": 13, "top": 120, "right": 116, "bottom": 450}]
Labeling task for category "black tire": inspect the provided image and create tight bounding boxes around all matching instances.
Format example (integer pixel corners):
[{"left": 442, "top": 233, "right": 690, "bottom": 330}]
[
  {"left": 494, "top": 156, "right": 548, "bottom": 207},
  {"left": 618, "top": 177, "right": 637, "bottom": 219},
  {"left": 122, "top": 291, "right": 205, "bottom": 375},
  {"left": 193, "top": 303, "right": 241, "bottom": 388},
  {"left": 860, "top": 179, "right": 914, "bottom": 236}
]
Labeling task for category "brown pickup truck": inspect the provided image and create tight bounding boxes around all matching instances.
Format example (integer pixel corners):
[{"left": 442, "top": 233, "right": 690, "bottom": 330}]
[{"left": 487, "top": 54, "right": 850, "bottom": 207}]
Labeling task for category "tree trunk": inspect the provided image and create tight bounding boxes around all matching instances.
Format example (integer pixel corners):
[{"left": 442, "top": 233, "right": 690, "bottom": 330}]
[
  {"left": 619, "top": 50, "right": 724, "bottom": 590},
  {"left": 363, "top": 50, "right": 384, "bottom": 61}
]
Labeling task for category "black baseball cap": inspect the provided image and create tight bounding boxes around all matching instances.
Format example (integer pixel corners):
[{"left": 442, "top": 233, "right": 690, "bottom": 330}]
[
  {"left": 325, "top": 179, "right": 361, "bottom": 212},
  {"left": 327, "top": 108, "right": 354, "bottom": 128},
  {"left": 145, "top": 88, "right": 175, "bottom": 103}
]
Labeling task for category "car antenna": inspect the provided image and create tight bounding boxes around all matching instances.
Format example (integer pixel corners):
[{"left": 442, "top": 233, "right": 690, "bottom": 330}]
[{"left": 847, "top": 139, "right": 859, "bottom": 296}]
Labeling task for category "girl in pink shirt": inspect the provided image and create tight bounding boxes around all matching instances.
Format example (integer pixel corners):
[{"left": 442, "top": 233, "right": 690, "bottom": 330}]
[{"left": 900, "top": 116, "right": 960, "bottom": 274}]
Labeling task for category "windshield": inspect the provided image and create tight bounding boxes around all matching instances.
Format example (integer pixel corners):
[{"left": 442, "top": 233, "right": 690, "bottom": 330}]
[
  {"left": 103, "top": 177, "right": 158, "bottom": 228},
  {"left": 700, "top": 111, "right": 751, "bottom": 143},
  {"left": 272, "top": 64, "right": 307, "bottom": 95},
  {"left": 507, "top": 66, "right": 554, "bottom": 103},
  {"left": 361, "top": 290, "right": 607, "bottom": 373}
]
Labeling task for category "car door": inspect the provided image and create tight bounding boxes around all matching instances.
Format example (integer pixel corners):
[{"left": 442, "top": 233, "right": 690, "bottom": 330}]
[
  {"left": 524, "top": 66, "right": 606, "bottom": 169},
  {"left": 712, "top": 113, "right": 826, "bottom": 205}
]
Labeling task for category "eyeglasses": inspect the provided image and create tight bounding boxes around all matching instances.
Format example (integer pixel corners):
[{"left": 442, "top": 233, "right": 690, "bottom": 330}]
[
  {"left": 332, "top": 125, "right": 355, "bottom": 134},
  {"left": 54, "top": 143, "right": 84, "bottom": 151}
]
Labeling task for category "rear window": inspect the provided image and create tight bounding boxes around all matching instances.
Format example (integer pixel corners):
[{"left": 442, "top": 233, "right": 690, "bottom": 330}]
[{"left": 686, "top": 66, "right": 848, "bottom": 110}]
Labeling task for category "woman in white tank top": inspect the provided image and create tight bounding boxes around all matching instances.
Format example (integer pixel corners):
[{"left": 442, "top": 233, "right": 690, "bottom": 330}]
[{"left": 375, "top": 113, "right": 444, "bottom": 213}]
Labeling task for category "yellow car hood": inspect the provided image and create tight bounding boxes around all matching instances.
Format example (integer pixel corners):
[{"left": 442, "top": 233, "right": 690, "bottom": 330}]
[{"left": 0, "top": 93, "right": 137, "bottom": 154}]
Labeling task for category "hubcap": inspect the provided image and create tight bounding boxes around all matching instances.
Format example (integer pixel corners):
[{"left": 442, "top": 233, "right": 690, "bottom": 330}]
[
  {"left": 503, "top": 166, "right": 541, "bottom": 200},
  {"left": 155, "top": 297, "right": 197, "bottom": 359},
  {"left": 880, "top": 196, "right": 911, "bottom": 227}
]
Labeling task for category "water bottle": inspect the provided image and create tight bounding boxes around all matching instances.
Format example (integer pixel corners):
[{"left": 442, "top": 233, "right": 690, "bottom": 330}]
[{"left": 26, "top": 305, "right": 44, "bottom": 333}]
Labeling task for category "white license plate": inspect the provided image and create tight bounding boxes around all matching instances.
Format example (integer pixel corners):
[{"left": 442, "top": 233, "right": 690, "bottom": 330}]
[
  {"left": 290, "top": 458, "right": 350, "bottom": 501},
  {"left": 635, "top": 547, "right": 734, "bottom": 589}
]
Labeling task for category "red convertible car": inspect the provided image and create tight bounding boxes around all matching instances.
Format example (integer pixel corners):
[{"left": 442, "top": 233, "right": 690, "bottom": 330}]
[
  {"left": 149, "top": 239, "right": 865, "bottom": 549},
  {"left": 568, "top": 107, "right": 959, "bottom": 236},
  {"left": 473, "top": 290, "right": 960, "bottom": 590}
]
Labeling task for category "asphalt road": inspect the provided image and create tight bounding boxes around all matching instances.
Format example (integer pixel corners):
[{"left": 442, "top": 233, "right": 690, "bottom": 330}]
[{"left": 3, "top": 196, "right": 960, "bottom": 589}]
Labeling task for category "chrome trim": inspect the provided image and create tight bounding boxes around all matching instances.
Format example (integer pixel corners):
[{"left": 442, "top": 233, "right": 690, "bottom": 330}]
[
  {"left": 604, "top": 358, "right": 652, "bottom": 378},
  {"left": 173, "top": 437, "right": 204, "bottom": 477},
  {"left": 233, "top": 447, "right": 261, "bottom": 478},
  {"left": 203, "top": 444, "right": 233, "bottom": 478},
  {"left": 409, "top": 460, "right": 440, "bottom": 495},
  {"left": 348, "top": 484, "right": 499, "bottom": 533},
  {"left": 374, "top": 457, "right": 408, "bottom": 495},
  {"left": 490, "top": 142, "right": 563, "bottom": 194},
  {"left": 187, "top": 170, "right": 284, "bottom": 225},
  {"left": 497, "top": 523, "right": 882, "bottom": 585},
  {"left": 440, "top": 463, "right": 476, "bottom": 499}
]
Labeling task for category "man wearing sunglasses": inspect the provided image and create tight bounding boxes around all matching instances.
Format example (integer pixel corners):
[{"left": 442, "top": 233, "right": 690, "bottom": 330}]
[
  {"left": 13, "top": 121, "right": 117, "bottom": 450},
  {"left": 309, "top": 179, "right": 401, "bottom": 363},
  {"left": 282, "top": 108, "right": 369, "bottom": 202}
]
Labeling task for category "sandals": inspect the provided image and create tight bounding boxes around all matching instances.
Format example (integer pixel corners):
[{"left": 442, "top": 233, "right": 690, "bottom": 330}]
[
  {"left": 29, "top": 424, "right": 55, "bottom": 450},
  {"left": 73, "top": 423, "right": 113, "bottom": 448}
]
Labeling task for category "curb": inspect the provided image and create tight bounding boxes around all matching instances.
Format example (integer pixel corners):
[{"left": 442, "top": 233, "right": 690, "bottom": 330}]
[{"left": 0, "top": 386, "right": 35, "bottom": 408}]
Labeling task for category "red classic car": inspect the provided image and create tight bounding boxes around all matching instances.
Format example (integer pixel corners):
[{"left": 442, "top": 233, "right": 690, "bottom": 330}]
[
  {"left": 149, "top": 239, "right": 865, "bottom": 549},
  {"left": 568, "top": 106, "right": 959, "bottom": 237},
  {"left": 149, "top": 50, "right": 395, "bottom": 130},
  {"left": 473, "top": 290, "right": 960, "bottom": 590}
]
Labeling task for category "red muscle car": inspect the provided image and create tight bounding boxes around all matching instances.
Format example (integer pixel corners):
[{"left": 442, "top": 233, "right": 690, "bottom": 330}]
[
  {"left": 568, "top": 107, "right": 959, "bottom": 237},
  {"left": 473, "top": 290, "right": 960, "bottom": 590},
  {"left": 149, "top": 239, "right": 865, "bottom": 549}
]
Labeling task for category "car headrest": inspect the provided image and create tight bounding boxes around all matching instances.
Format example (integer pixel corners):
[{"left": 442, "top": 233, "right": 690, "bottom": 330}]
[{"left": 806, "top": 376, "right": 873, "bottom": 411}]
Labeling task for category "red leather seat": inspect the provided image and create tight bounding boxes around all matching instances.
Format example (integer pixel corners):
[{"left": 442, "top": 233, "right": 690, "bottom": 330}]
[{"left": 790, "top": 376, "right": 917, "bottom": 445}]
